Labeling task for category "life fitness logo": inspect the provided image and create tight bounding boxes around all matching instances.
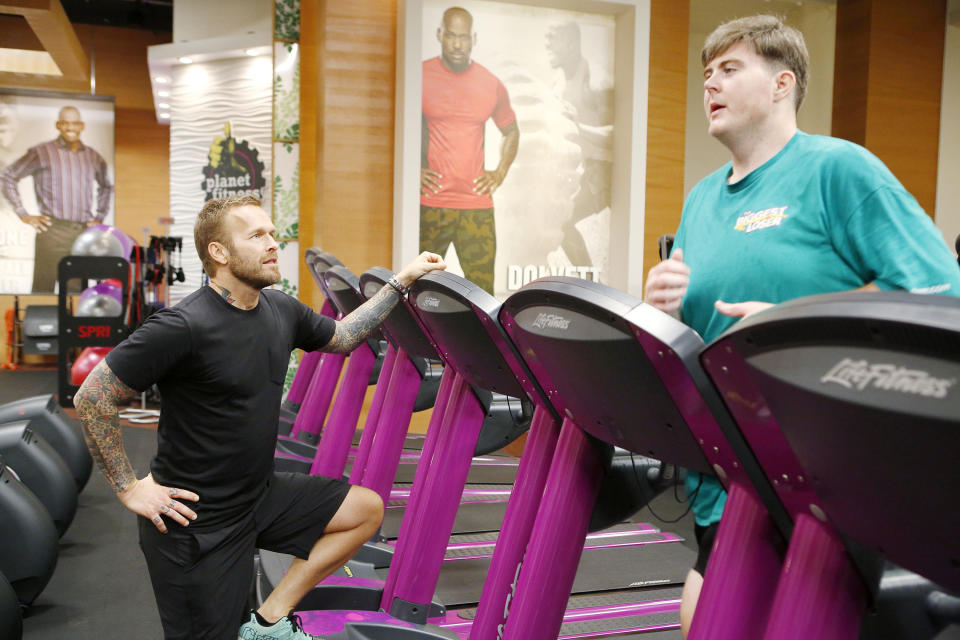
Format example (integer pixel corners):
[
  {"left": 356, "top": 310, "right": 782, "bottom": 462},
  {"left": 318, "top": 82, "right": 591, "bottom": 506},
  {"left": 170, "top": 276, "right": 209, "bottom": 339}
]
[
  {"left": 531, "top": 313, "right": 571, "bottom": 331},
  {"left": 821, "top": 358, "right": 955, "bottom": 399},
  {"left": 77, "top": 325, "right": 111, "bottom": 338}
]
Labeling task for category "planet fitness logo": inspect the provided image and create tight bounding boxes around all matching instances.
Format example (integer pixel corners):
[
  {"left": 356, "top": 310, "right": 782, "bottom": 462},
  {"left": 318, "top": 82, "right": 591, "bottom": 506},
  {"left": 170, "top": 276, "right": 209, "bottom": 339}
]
[{"left": 201, "top": 123, "right": 266, "bottom": 202}]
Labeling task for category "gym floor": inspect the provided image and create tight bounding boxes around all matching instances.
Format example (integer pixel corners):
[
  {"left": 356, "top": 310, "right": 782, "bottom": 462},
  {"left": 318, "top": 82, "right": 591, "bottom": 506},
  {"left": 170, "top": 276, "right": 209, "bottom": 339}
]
[{"left": 1, "top": 367, "right": 694, "bottom": 640}]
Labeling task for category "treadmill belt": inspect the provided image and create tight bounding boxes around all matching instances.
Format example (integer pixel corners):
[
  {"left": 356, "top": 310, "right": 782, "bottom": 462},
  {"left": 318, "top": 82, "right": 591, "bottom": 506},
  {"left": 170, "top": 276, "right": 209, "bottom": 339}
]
[
  {"left": 352, "top": 432, "right": 426, "bottom": 451},
  {"left": 377, "top": 533, "right": 694, "bottom": 607},
  {"left": 387, "top": 483, "right": 511, "bottom": 507},
  {"left": 441, "top": 529, "right": 673, "bottom": 560},
  {"left": 381, "top": 500, "right": 507, "bottom": 538},
  {"left": 559, "top": 610, "right": 680, "bottom": 639},
  {"left": 454, "top": 586, "right": 681, "bottom": 620},
  {"left": 391, "top": 459, "right": 518, "bottom": 484}
]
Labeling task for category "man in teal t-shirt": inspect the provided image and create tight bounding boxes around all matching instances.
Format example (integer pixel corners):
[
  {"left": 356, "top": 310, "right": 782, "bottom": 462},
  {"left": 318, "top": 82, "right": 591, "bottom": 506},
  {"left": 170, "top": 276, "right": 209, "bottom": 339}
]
[{"left": 644, "top": 15, "right": 960, "bottom": 637}]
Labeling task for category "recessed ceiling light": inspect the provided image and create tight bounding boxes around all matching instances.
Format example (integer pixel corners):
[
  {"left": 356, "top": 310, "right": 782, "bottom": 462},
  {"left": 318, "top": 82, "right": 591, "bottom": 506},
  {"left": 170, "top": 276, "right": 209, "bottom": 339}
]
[
  {"left": 157, "top": 90, "right": 170, "bottom": 97},
  {"left": 159, "top": 113, "right": 170, "bottom": 119},
  {"left": 158, "top": 103, "right": 170, "bottom": 109},
  {"left": 245, "top": 49, "right": 259, "bottom": 56},
  {"left": 155, "top": 76, "right": 169, "bottom": 84},
  {"left": 179, "top": 56, "right": 193, "bottom": 64}
]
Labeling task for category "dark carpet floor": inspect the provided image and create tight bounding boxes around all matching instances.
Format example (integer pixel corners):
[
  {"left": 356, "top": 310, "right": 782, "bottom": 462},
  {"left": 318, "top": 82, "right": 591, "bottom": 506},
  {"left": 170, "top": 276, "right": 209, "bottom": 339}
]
[{"left": 2, "top": 368, "right": 163, "bottom": 640}]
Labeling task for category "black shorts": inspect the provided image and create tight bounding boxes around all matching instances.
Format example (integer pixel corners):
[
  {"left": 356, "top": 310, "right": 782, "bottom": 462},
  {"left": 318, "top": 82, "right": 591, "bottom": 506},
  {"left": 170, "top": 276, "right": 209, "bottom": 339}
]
[
  {"left": 692, "top": 521, "right": 720, "bottom": 577},
  {"left": 138, "top": 471, "right": 350, "bottom": 640}
]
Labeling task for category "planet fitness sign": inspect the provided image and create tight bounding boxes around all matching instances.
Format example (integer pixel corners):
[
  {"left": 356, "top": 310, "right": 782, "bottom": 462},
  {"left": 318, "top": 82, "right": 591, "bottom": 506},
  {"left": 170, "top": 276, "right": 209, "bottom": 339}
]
[{"left": 201, "top": 123, "right": 266, "bottom": 202}]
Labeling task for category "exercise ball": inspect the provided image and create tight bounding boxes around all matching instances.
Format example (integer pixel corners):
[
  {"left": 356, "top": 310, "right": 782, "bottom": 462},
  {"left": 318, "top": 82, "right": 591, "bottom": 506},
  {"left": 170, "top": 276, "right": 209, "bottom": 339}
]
[
  {"left": 71, "top": 226, "right": 124, "bottom": 257},
  {"left": 70, "top": 225, "right": 135, "bottom": 259},
  {"left": 70, "top": 347, "right": 112, "bottom": 386},
  {"left": 76, "top": 282, "right": 123, "bottom": 317}
]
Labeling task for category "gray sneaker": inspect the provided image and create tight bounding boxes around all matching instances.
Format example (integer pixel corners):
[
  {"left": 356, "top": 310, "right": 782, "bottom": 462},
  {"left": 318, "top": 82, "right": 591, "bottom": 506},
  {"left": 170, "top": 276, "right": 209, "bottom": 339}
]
[{"left": 238, "top": 611, "right": 325, "bottom": 640}]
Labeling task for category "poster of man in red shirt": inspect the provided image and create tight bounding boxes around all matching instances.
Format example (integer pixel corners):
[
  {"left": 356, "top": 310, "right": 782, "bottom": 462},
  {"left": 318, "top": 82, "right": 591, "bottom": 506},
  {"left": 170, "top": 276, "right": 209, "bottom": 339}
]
[
  {"left": 420, "top": 6, "right": 520, "bottom": 295},
  {"left": 419, "top": 1, "right": 616, "bottom": 298}
]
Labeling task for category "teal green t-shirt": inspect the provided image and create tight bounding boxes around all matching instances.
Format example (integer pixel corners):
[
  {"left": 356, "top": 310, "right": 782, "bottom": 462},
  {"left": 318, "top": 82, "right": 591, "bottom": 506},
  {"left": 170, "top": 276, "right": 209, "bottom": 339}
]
[{"left": 674, "top": 131, "right": 960, "bottom": 526}]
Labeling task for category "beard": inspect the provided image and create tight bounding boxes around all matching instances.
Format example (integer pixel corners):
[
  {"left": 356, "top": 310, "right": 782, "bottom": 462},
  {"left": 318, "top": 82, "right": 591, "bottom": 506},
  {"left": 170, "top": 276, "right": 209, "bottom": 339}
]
[{"left": 227, "top": 250, "right": 281, "bottom": 290}]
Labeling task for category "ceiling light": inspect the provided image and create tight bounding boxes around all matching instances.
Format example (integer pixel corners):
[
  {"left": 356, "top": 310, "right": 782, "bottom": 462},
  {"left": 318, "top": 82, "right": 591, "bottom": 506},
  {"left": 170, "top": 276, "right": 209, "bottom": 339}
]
[
  {"left": 157, "top": 90, "right": 170, "bottom": 97},
  {"left": 179, "top": 56, "right": 193, "bottom": 64},
  {"left": 159, "top": 113, "right": 170, "bottom": 119},
  {"left": 155, "top": 76, "right": 169, "bottom": 84},
  {"left": 158, "top": 103, "right": 170, "bottom": 109},
  {"left": 245, "top": 49, "right": 259, "bottom": 56}
]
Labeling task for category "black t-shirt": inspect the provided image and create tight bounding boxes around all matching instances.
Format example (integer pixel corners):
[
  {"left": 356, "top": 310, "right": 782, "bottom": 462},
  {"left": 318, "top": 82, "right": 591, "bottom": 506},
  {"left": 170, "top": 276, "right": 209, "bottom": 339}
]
[{"left": 106, "top": 286, "right": 335, "bottom": 530}]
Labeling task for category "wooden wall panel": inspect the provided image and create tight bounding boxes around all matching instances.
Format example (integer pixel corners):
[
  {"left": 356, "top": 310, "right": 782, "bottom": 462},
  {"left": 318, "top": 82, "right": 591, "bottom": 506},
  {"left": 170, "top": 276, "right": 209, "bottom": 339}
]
[
  {"left": 865, "top": 0, "right": 945, "bottom": 216},
  {"left": 299, "top": 0, "right": 320, "bottom": 309},
  {"left": 318, "top": 0, "right": 396, "bottom": 275},
  {"left": 832, "top": 0, "right": 871, "bottom": 145},
  {"left": 76, "top": 26, "right": 171, "bottom": 245},
  {"left": 642, "top": 0, "right": 689, "bottom": 284},
  {"left": 301, "top": 0, "right": 397, "bottom": 299},
  {"left": 0, "top": 14, "right": 44, "bottom": 50},
  {"left": 833, "top": 0, "right": 945, "bottom": 216}
]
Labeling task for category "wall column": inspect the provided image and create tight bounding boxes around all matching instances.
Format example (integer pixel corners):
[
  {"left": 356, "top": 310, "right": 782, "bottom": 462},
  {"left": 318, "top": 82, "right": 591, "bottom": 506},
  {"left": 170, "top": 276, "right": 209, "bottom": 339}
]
[
  {"left": 833, "top": 0, "right": 946, "bottom": 216},
  {"left": 643, "top": 0, "right": 689, "bottom": 282}
]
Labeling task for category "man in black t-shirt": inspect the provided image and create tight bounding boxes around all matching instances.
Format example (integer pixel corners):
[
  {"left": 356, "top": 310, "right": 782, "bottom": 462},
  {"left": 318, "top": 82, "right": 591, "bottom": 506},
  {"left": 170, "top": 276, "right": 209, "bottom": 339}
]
[{"left": 74, "top": 194, "right": 445, "bottom": 640}]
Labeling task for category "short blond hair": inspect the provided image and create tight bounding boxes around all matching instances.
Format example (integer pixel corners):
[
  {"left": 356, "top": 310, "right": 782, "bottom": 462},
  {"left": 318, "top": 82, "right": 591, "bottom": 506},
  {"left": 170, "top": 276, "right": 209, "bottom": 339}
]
[
  {"left": 702, "top": 15, "right": 809, "bottom": 111},
  {"left": 194, "top": 194, "right": 262, "bottom": 275}
]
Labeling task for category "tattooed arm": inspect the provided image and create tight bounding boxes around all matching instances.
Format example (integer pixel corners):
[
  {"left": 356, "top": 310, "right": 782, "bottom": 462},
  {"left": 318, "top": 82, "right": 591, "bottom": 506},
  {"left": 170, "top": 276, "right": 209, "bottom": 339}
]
[
  {"left": 323, "top": 251, "right": 447, "bottom": 354},
  {"left": 74, "top": 359, "right": 139, "bottom": 493},
  {"left": 74, "top": 360, "right": 199, "bottom": 533},
  {"left": 324, "top": 284, "right": 402, "bottom": 353}
]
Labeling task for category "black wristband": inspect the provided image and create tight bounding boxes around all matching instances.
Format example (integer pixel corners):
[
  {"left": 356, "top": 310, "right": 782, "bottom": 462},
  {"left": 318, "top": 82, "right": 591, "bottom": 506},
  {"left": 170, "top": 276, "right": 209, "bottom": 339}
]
[{"left": 387, "top": 276, "right": 408, "bottom": 296}]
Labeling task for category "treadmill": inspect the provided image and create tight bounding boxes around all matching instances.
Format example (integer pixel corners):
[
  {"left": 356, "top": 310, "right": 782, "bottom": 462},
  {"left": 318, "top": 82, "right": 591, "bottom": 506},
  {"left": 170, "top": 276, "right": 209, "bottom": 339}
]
[
  {"left": 699, "top": 291, "right": 960, "bottom": 640},
  {"left": 489, "top": 276, "right": 790, "bottom": 640},
  {"left": 291, "top": 272, "right": 693, "bottom": 638}
]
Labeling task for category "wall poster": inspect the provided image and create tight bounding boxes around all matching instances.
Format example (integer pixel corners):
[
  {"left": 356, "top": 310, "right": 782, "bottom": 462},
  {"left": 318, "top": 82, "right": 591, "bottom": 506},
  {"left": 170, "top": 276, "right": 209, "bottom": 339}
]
[
  {"left": 0, "top": 90, "right": 115, "bottom": 294},
  {"left": 395, "top": 0, "right": 650, "bottom": 299}
]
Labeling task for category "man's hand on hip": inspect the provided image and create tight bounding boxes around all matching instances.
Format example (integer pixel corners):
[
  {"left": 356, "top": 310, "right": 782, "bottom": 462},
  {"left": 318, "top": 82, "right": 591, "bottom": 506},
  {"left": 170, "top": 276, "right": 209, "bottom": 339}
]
[
  {"left": 473, "top": 168, "right": 506, "bottom": 195},
  {"left": 22, "top": 214, "right": 52, "bottom": 233},
  {"left": 118, "top": 473, "right": 199, "bottom": 533},
  {"left": 421, "top": 168, "right": 443, "bottom": 195}
]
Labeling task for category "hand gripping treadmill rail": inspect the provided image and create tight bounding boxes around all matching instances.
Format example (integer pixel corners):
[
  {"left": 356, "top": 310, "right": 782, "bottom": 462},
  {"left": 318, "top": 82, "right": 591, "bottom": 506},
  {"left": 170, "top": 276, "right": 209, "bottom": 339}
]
[
  {"left": 698, "top": 290, "right": 960, "bottom": 640},
  {"left": 290, "top": 272, "right": 690, "bottom": 639}
]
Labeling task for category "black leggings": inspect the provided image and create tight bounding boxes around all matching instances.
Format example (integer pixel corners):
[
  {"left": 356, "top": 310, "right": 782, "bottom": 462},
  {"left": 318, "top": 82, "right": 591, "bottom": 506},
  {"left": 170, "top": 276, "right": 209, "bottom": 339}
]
[{"left": 692, "top": 520, "right": 720, "bottom": 577}]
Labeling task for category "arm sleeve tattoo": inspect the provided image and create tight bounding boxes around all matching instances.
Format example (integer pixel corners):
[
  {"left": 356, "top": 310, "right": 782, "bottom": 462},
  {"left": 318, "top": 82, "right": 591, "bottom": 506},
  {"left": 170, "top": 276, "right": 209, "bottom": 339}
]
[
  {"left": 324, "top": 284, "right": 401, "bottom": 354},
  {"left": 74, "top": 360, "right": 140, "bottom": 494}
]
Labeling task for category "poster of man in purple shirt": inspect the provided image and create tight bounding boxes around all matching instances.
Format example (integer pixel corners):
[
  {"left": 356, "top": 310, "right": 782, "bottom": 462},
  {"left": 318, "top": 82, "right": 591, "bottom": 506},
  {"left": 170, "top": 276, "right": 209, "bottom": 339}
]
[{"left": 0, "top": 92, "right": 115, "bottom": 294}]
